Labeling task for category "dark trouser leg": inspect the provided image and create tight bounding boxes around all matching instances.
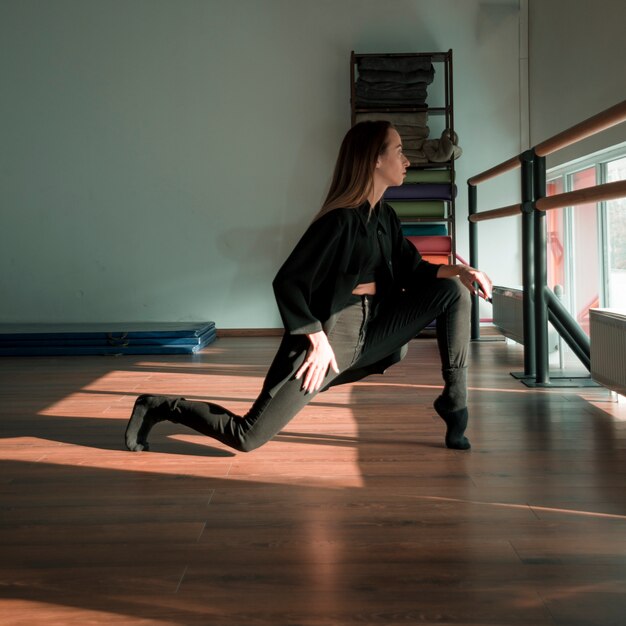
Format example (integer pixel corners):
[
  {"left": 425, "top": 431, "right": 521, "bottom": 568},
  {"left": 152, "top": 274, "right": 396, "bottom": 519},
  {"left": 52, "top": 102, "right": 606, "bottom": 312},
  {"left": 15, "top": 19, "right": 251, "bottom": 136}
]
[
  {"left": 345, "top": 277, "right": 472, "bottom": 449},
  {"left": 351, "top": 278, "right": 470, "bottom": 371},
  {"left": 125, "top": 298, "right": 371, "bottom": 452}
]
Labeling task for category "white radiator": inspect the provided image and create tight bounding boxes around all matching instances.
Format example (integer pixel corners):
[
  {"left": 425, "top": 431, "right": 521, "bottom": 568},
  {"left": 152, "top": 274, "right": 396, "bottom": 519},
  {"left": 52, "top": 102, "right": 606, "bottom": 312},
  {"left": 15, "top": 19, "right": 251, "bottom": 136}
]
[
  {"left": 492, "top": 286, "right": 558, "bottom": 350},
  {"left": 493, "top": 286, "right": 524, "bottom": 344},
  {"left": 492, "top": 285, "right": 524, "bottom": 343},
  {"left": 590, "top": 308, "right": 626, "bottom": 395}
]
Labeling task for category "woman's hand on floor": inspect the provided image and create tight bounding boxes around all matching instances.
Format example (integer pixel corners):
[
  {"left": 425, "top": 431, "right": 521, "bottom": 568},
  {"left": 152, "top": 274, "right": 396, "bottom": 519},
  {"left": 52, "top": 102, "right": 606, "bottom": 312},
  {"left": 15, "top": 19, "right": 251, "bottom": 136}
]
[{"left": 296, "top": 331, "right": 340, "bottom": 394}]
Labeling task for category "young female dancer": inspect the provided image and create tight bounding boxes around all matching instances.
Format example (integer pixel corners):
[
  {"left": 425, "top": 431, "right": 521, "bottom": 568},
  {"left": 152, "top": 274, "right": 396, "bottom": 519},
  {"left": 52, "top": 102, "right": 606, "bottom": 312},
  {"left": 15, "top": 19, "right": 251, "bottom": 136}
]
[{"left": 125, "top": 121, "right": 492, "bottom": 453}]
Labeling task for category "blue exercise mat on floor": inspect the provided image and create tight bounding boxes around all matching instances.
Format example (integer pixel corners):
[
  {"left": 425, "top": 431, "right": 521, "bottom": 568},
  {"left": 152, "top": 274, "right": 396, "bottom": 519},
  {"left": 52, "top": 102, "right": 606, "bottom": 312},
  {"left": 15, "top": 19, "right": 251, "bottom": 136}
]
[
  {"left": 0, "top": 322, "right": 217, "bottom": 356},
  {"left": 0, "top": 330, "right": 215, "bottom": 348},
  {"left": 0, "top": 326, "right": 216, "bottom": 348},
  {"left": 0, "top": 322, "right": 215, "bottom": 342},
  {"left": 0, "top": 328, "right": 217, "bottom": 356}
]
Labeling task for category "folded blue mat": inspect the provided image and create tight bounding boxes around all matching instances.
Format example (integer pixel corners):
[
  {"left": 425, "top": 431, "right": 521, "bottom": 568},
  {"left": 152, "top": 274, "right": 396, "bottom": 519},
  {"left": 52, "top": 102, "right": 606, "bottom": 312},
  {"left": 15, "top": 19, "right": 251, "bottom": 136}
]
[
  {"left": 0, "top": 329, "right": 217, "bottom": 356},
  {"left": 0, "top": 322, "right": 215, "bottom": 342},
  {"left": 0, "top": 322, "right": 217, "bottom": 356},
  {"left": 0, "top": 327, "right": 215, "bottom": 348}
]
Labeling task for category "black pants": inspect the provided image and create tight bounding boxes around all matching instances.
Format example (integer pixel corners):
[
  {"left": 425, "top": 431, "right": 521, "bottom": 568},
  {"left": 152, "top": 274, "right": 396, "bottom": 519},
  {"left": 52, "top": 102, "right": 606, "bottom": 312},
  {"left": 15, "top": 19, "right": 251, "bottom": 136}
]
[{"left": 162, "top": 277, "right": 470, "bottom": 452}]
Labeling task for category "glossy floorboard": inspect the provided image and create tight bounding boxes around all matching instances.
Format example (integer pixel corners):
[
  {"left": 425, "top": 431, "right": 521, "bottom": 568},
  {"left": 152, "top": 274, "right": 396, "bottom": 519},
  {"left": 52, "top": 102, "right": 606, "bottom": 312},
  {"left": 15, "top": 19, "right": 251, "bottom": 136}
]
[{"left": 0, "top": 336, "right": 625, "bottom": 625}]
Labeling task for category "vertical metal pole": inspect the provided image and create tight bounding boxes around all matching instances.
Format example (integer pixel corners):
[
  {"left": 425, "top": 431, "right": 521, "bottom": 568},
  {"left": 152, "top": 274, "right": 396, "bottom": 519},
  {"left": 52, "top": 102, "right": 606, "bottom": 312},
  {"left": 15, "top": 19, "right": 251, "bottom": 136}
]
[
  {"left": 468, "top": 183, "right": 480, "bottom": 341},
  {"left": 533, "top": 155, "right": 549, "bottom": 384},
  {"left": 520, "top": 150, "right": 535, "bottom": 376},
  {"left": 554, "top": 284, "right": 565, "bottom": 371}
]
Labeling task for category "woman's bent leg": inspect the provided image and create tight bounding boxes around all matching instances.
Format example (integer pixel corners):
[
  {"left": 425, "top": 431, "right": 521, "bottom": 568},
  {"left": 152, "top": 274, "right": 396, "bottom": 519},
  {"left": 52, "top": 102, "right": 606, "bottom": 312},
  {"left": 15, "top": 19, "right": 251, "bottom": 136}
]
[
  {"left": 346, "top": 278, "right": 472, "bottom": 449},
  {"left": 354, "top": 278, "right": 470, "bottom": 370}
]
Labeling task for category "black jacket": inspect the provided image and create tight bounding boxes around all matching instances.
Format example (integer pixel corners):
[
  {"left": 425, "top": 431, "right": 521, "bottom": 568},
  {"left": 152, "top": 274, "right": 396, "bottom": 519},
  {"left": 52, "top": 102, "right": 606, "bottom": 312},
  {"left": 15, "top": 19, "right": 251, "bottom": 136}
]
[{"left": 272, "top": 201, "right": 440, "bottom": 334}]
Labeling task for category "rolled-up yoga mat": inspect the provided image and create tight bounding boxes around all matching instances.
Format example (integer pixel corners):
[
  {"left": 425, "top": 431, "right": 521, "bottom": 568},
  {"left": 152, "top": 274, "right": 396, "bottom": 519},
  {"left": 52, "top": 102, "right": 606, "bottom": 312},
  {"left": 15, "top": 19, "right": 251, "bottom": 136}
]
[
  {"left": 385, "top": 183, "right": 456, "bottom": 201},
  {"left": 421, "top": 254, "right": 450, "bottom": 265},
  {"left": 401, "top": 223, "right": 447, "bottom": 236},
  {"left": 404, "top": 169, "right": 453, "bottom": 184},
  {"left": 405, "top": 235, "right": 451, "bottom": 254},
  {"left": 387, "top": 200, "right": 447, "bottom": 218}
]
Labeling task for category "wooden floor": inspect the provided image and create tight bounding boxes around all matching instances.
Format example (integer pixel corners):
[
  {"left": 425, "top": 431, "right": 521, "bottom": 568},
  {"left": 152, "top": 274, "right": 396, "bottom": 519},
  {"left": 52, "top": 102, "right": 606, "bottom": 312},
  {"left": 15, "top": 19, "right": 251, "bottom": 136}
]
[{"left": 1, "top": 336, "right": 625, "bottom": 626}]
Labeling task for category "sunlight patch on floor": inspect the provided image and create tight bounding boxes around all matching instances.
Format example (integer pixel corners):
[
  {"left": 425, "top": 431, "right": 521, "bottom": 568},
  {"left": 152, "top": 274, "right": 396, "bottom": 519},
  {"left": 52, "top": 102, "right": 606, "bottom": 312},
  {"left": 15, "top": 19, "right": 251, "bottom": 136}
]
[
  {"left": 0, "top": 599, "right": 176, "bottom": 625},
  {"left": 0, "top": 435, "right": 365, "bottom": 488},
  {"left": 80, "top": 370, "right": 264, "bottom": 394},
  {"left": 38, "top": 392, "right": 128, "bottom": 417}
]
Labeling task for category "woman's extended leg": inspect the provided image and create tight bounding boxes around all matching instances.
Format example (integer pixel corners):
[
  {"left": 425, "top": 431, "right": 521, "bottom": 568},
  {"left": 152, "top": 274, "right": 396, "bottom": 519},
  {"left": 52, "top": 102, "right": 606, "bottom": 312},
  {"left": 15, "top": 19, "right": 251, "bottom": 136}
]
[{"left": 125, "top": 297, "right": 371, "bottom": 452}]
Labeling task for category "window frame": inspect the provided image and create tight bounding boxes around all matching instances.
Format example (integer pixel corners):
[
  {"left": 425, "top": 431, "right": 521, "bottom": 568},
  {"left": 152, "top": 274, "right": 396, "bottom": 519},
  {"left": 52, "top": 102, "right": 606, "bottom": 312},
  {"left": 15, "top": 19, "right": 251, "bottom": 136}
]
[{"left": 546, "top": 141, "right": 626, "bottom": 311}]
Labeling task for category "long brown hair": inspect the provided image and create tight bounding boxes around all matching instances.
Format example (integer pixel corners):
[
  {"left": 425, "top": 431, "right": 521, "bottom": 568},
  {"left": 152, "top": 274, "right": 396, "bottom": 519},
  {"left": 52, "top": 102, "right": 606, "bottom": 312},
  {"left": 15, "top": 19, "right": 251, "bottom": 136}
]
[{"left": 314, "top": 120, "right": 393, "bottom": 221}]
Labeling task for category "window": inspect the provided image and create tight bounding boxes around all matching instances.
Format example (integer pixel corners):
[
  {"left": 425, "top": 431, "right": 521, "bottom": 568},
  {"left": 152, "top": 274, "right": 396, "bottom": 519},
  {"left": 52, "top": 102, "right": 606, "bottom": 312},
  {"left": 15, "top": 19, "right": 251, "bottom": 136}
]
[
  {"left": 606, "top": 157, "right": 626, "bottom": 309},
  {"left": 571, "top": 167, "right": 599, "bottom": 334},
  {"left": 546, "top": 178, "right": 565, "bottom": 294},
  {"left": 547, "top": 145, "right": 626, "bottom": 335}
]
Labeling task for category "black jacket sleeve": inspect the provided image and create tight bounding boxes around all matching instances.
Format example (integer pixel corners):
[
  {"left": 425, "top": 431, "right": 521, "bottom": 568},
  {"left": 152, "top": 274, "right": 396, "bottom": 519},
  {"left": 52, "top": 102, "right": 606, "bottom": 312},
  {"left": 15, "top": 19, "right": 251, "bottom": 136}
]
[{"left": 272, "top": 211, "right": 348, "bottom": 335}]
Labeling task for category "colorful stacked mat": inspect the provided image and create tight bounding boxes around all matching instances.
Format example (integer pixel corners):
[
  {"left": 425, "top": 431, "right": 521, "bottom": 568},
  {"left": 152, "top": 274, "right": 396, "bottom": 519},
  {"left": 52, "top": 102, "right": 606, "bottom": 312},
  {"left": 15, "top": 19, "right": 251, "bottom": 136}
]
[
  {"left": 387, "top": 175, "right": 454, "bottom": 224},
  {"left": 0, "top": 322, "right": 217, "bottom": 356},
  {"left": 389, "top": 167, "right": 454, "bottom": 263},
  {"left": 405, "top": 235, "right": 451, "bottom": 265}
]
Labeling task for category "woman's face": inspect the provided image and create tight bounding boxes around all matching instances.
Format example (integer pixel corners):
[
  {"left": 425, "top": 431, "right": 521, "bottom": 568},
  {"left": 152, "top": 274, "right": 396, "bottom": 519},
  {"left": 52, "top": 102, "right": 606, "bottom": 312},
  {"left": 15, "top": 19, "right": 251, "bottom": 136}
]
[{"left": 375, "top": 128, "right": 410, "bottom": 188}]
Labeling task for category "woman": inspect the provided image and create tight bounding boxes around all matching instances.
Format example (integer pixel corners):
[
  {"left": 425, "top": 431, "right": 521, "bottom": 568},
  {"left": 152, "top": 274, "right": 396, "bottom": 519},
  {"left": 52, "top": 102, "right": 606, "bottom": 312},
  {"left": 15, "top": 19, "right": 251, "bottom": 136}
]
[{"left": 125, "top": 121, "right": 492, "bottom": 453}]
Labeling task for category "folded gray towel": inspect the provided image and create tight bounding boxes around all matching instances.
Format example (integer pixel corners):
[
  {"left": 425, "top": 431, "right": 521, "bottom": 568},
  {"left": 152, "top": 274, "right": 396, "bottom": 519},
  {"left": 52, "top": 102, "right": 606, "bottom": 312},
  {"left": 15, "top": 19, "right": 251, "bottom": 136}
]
[
  {"left": 356, "top": 95, "right": 428, "bottom": 107},
  {"left": 355, "top": 111, "right": 429, "bottom": 126},
  {"left": 356, "top": 82, "right": 428, "bottom": 103},
  {"left": 402, "top": 138, "right": 426, "bottom": 150},
  {"left": 422, "top": 129, "right": 462, "bottom": 162},
  {"left": 395, "top": 124, "right": 430, "bottom": 139},
  {"left": 357, "top": 80, "right": 429, "bottom": 95},
  {"left": 358, "top": 56, "right": 432, "bottom": 73},
  {"left": 403, "top": 150, "right": 429, "bottom": 164},
  {"left": 358, "top": 67, "right": 435, "bottom": 85},
  {"left": 401, "top": 130, "right": 462, "bottom": 164}
]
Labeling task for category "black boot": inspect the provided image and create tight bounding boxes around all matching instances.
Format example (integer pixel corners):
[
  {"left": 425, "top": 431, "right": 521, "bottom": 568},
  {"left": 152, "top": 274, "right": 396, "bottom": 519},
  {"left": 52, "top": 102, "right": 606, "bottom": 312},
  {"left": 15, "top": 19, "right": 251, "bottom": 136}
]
[
  {"left": 434, "top": 367, "right": 471, "bottom": 450},
  {"left": 125, "top": 394, "right": 183, "bottom": 452}
]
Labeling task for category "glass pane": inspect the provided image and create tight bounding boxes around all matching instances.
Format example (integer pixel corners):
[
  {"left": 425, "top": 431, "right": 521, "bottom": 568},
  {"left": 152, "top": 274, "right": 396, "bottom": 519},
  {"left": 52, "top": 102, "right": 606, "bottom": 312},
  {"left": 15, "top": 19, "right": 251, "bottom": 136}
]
[
  {"left": 546, "top": 178, "right": 565, "bottom": 291},
  {"left": 571, "top": 167, "right": 598, "bottom": 334},
  {"left": 606, "top": 157, "right": 626, "bottom": 308},
  {"left": 571, "top": 168, "right": 596, "bottom": 190}
]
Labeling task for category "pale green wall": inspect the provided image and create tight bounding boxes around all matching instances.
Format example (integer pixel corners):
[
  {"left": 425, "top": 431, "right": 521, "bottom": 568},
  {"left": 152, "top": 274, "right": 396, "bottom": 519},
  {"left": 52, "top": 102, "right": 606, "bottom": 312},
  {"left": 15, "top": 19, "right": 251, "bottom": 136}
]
[
  {"left": 529, "top": 0, "right": 626, "bottom": 168},
  {"left": 0, "top": 0, "right": 523, "bottom": 327}
]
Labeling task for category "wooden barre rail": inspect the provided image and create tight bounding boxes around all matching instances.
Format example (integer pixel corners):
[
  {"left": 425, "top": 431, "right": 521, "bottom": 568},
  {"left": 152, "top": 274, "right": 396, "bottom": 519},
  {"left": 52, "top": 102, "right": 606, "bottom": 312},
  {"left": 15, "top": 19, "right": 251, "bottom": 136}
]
[
  {"left": 535, "top": 99, "right": 626, "bottom": 157},
  {"left": 468, "top": 180, "right": 626, "bottom": 222},
  {"left": 467, "top": 156, "right": 520, "bottom": 186},
  {"left": 468, "top": 203, "right": 522, "bottom": 223},
  {"left": 535, "top": 179, "right": 626, "bottom": 212},
  {"left": 467, "top": 99, "right": 626, "bottom": 187}
]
